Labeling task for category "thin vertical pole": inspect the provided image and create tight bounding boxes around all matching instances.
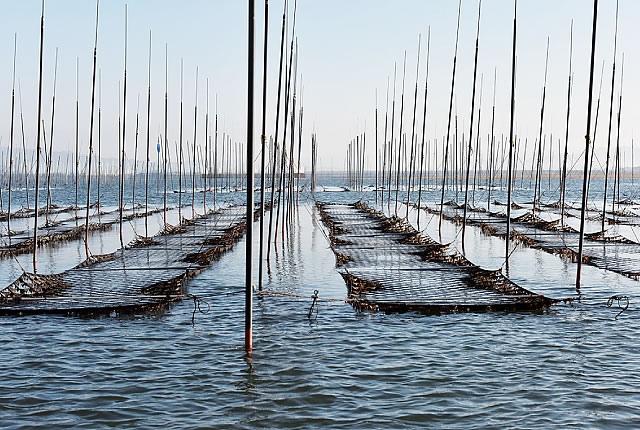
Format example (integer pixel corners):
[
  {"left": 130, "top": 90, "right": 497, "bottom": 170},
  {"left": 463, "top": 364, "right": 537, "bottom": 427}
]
[
  {"left": 505, "top": 0, "right": 517, "bottom": 267},
  {"left": 132, "top": 94, "right": 139, "bottom": 212},
  {"left": 179, "top": 59, "right": 184, "bottom": 220},
  {"left": 84, "top": 0, "right": 99, "bottom": 259},
  {"left": 46, "top": 48, "right": 58, "bottom": 224},
  {"left": 245, "top": 0, "right": 256, "bottom": 352},
  {"left": 266, "top": 2, "right": 285, "bottom": 265},
  {"left": 417, "top": 28, "right": 431, "bottom": 228},
  {"left": 163, "top": 44, "right": 168, "bottom": 225},
  {"left": 375, "top": 88, "right": 378, "bottom": 204},
  {"left": 602, "top": 0, "right": 618, "bottom": 232},
  {"left": 33, "top": 0, "right": 45, "bottom": 273},
  {"left": 387, "top": 63, "right": 396, "bottom": 208},
  {"left": 75, "top": 57, "right": 79, "bottom": 219},
  {"left": 462, "top": 0, "right": 482, "bottom": 250},
  {"left": 577, "top": 0, "right": 599, "bottom": 291},
  {"left": 192, "top": 67, "right": 198, "bottom": 217},
  {"left": 394, "top": 51, "right": 406, "bottom": 216},
  {"left": 560, "top": 21, "right": 573, "bottom": 225},
  {"left": 145, "top": 31, "right": 151, "bottom": 237},
  {"left": 381, "top": 76, "right": 389, "bottom": 207},
  {"left": 204, "top": 79, "right": 209, "bottom": 214},
  {"left": 406, "top": 36, "right": 421, "bottom": 217},
  {"left": 439, "top": 0, "right": 461, "bottom": 239},
  {"left": 119, "top": 5, "right": 128, "bottom": 249},
  {"left": 8, "top": 34, "right": 17, "bottom": 237},
  {"left": 487, "top": 68, "right": 496, "bottom": 211},
  {"left": 533, "top": 37, "right": 549, "bottom": 216}
]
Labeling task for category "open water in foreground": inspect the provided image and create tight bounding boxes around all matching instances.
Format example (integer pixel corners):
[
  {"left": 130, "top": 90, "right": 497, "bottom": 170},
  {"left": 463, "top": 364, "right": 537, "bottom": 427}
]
[{"left": 1, "top": 176, "right": 640, "bottom": 428}]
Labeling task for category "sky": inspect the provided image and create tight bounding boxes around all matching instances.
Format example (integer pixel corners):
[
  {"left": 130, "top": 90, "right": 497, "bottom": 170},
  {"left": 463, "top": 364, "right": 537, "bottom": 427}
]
[{"left": 0, "top": 0, "right": 638, "bottom": 173}]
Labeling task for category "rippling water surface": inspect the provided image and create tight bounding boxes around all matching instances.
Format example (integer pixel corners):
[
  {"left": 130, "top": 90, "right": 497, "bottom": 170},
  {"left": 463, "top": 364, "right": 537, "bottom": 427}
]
[{"left": 1, "top": 176, "right": 640, "bottom": 428}]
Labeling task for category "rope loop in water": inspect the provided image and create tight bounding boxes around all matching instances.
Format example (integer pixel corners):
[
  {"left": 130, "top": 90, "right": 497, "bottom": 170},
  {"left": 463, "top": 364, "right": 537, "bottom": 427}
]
[
  {"left": 308, "top": 290, "right": 319, "bottom": 320},
  {"left": 606, "top": 295, "right": 629, "bottom": 320}
]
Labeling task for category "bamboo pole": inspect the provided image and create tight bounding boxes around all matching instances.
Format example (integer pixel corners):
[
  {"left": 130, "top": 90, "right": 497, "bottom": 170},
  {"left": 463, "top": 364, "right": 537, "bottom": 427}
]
[
  {"left": 75, "top": 57, "right": 79, "bottom": 219},
  {"left": 612, "top": 55, "right": 624, "bottom": 213},
  {"left": 487, "top": 68, "right": 496, "bottom": 211},
  {"left": 406, "top": 35, "right": 421, "bottom": 218},
  {"left": 473, "top": 74, "right": 483, "bottom": 207},
  {"left": 381, "top": 76, "right": 389, "bottom": 207},
  {"left": 533, "top": 37, "right": 549, "bottom": 216},
  {"left": 395, "top": 51, "right": 406, "bottom": 216},
  {"left": 145, "top": 31, "right": 151, "bottom": 237},
  {"left": 84, "top": 0, "right": 99, "bottom": 259},
  {"left": 560, "top": 23, "right": 573, "bottom": 225},
  {"left": 576, "top": 0, "right": 599, "bottom": 292},
  {"left": 417, "top": 28, "right": 431, "bottom": 229},
  {"left": 387, "top": 63, "right": 396, "bottom": 209},
  {"left": 132, "top": 94, "right": 139, "bottom": 212},
  {"left": 601, "top": 0, "right": 618, "bottom": 231},
  {"left": 192, "top": 67, "right": 199, "bottom": 217},
  {"left": 46, "top": 48, "right": 58, "bottom": 225},
  {"left": 163, "top": 44, "right": 168, "bottom": 225},
  {"left": 178, "top": 59, "right": 184, "bottom": 220},
  {"left": 505, "top": 0, "right": 517, "bottom": 267},
  {"left": 119, "top": 5, "right": 128, "bottom": 249},
  {"left": 33, "top": 0, "right": 45, "bottom": 273},
  {"left": 462, "top": 0, "right": 482, "bottom": 250},
  {"left": 439, "top": 0, "right": 461, "bottom": 239},
  {"left": 8, "top": 33, "right": 17, "bottom": 237}
]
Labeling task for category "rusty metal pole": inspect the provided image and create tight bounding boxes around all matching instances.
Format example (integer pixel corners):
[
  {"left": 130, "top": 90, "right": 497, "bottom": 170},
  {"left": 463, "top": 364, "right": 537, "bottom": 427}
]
[{"left": 245, "top": 0, "right": 256, "bottom": 352}]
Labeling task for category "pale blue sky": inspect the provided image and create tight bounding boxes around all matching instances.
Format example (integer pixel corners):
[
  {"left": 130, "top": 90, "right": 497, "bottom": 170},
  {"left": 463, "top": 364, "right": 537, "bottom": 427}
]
[{"left": 0, "top": 0, "right": 638, "bottom": 172}]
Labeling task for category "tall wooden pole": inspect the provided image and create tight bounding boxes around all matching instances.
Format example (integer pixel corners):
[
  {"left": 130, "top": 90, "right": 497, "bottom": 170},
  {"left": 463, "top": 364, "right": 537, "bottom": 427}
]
[{"left": 576, "top": 0, "right": 599, "bottom": 291}]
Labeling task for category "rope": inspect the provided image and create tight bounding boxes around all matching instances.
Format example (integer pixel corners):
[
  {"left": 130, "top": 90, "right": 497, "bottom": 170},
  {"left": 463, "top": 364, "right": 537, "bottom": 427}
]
[
  {"left": 606, "top": 295, "right": 630, "bottom": 319},
  {"left": 186, "top": 293, "right": 210, "bottom": 324}
]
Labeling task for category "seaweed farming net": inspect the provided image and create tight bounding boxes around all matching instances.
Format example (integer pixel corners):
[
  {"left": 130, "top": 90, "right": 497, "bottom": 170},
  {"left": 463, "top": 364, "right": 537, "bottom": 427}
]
[
  {"left": 0, "top": 206, "right": 248, "bottom": 315},
  {"left": 425, "top": 203, "right": 640, "bottom": 280},
  {"left": 317, "top": 202, "right": 555, "bottom": 314}
]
